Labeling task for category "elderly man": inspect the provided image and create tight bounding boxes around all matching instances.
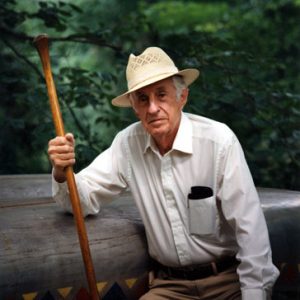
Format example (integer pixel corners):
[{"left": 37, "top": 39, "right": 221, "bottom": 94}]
[{"left": 49, "top": 47, "right": 279, "bottom": 299}]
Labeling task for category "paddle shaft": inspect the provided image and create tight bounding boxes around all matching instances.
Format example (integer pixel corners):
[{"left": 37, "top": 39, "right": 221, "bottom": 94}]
[{"left": 33, "top": 34, "right": 99, "bottom": 300}]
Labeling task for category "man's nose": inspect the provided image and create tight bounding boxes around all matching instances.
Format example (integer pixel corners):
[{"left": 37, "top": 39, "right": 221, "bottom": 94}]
[{"left": 148, "top": 97, "right": 159, "bottom": 114}]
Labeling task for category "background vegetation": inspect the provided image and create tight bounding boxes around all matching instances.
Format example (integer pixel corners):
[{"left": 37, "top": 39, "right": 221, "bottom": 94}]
[{"left": 0, "top": 0, "right": 299, "bottom": 190}]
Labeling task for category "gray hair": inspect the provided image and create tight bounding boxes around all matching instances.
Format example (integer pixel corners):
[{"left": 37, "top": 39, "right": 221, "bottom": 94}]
[{"left": 172, "top": 75, "right": 186, "bottom": 101}]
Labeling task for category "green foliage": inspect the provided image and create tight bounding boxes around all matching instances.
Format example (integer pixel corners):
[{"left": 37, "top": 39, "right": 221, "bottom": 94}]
[
  {"left": 0, "top": 0, "right": 299, "bottom": 190},
  {"left": 144, "top": 1, "right": 229, "bottom": 33},
  {"left": 0, "top": 41, "right": 52, "bottom": 173},
  {"left": 154, "top": 1, "right": 300, "bottom": 189}
]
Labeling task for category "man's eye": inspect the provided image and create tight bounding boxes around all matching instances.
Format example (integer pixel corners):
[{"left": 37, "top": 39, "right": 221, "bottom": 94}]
[
  {"left": 139, "top": 96, "right": 148, "bottom": 102},
  {"left": 158, "top": 92, "right": 166, "bottom": 98}
]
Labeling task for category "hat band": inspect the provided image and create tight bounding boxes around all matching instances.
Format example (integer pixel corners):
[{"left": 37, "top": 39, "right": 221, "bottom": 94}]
[{"left": 127, "top": 66, "right": 179, "bottom": 90}]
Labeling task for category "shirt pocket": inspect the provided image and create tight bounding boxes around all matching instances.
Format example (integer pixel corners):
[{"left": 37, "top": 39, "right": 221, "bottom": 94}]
[{"left": 188, "top": 196, "right": 216, "bottom": 236}]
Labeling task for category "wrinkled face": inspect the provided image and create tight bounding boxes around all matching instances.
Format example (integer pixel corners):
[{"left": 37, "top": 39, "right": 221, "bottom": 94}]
[{"left": 130, "top": 77, "right": 188, "bottom": 143}]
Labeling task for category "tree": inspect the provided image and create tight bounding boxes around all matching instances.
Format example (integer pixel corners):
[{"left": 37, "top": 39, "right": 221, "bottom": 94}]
[{"left": 0, "top": 0, "right": 299, "bottom": 190}]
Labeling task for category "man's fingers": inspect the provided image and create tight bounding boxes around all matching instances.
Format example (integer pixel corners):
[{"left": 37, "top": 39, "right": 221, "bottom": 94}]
[
  {"left": 48, "top": 147, "right": 75, "bottom": 163},
  {"left": 50, "top": 153, "right": 76, "bottom": 168},
  {"left": 53, "top": 158, "right": 76, "bottom": 168},
  {"left": 48, "top": 133, "right": 75, "bottom": 147},
  {"left": 65, "top": 133, "right": 75, "bottom": 145},
  {"left": 48, "top": 144, "right": 74, "bottom": 155},
  {"left": 48, "top": 136, "right": 64, "bottom": 146},
  {"left": 52, "top": 152, "right": 75, "bottom": 160},
  {"left": 47, "top": 133, "right": 76, "bottom": 170}
]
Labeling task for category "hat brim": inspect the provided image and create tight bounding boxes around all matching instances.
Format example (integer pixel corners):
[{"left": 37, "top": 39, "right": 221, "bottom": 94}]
[{"left": 111, "top": 68, "right": 200, "bottom": 107}]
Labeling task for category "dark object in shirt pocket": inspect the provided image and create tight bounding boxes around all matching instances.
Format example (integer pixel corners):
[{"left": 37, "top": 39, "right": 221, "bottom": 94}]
[{"left": 188, "top": 186, "right": 213, "bottom": 200}]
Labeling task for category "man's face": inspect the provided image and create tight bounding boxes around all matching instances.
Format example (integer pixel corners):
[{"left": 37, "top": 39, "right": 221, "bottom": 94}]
[{"left": 130, "top": 77, "right": 188, "bottom": 143}]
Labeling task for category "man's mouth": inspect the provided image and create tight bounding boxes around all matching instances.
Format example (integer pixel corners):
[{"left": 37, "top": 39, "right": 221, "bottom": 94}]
[{"left": 148, "top": 118, "right": 166, "bottom": 124}]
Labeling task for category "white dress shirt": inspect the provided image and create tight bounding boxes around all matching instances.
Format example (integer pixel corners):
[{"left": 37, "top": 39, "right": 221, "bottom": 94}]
[{"left": 53, "top": 112, "right": 279, "bottom": 299}]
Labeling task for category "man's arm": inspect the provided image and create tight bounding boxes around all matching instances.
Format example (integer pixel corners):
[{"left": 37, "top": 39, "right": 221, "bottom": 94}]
[
  {"left": 217, "top": 136, "right": 279, "bottom": 300},
  {"left": 48, "top": 131, "right": 129, "bottom": 216}
]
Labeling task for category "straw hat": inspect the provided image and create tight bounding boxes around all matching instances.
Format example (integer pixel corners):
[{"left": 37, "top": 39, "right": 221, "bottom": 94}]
[{"left": 111, "top": 47, "right": 200, "bottom": 107}]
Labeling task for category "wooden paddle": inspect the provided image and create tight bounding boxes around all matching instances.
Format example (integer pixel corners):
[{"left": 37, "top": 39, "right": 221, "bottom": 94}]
[{"left": 33, "top": 34, "right": 99, "bottom": 300}]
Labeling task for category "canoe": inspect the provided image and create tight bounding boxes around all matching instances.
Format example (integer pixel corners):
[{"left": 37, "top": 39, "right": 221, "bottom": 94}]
[{"left": 0, "top": 175, "right": 299, "bottom": 299}]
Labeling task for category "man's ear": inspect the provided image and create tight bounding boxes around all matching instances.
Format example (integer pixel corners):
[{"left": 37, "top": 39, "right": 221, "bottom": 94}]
[{"left": 180, "top": 88, "right": 189, "bottom": 108}]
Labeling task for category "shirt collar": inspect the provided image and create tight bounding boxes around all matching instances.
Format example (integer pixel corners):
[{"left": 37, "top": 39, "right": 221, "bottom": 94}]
[{"left": 143, "top": 112, "right": 193, "bottom": 155}]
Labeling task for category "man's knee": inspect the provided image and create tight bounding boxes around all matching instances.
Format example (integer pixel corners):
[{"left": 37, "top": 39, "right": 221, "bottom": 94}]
[
  {"left": 139, "top": 292, "right": 155, "bottom": 300},
  {"left": 139, "top": 293, "right": 148, "bottom": 300},
  {"left": 139, "top": 291, "right": 166, "bottom": 300}
]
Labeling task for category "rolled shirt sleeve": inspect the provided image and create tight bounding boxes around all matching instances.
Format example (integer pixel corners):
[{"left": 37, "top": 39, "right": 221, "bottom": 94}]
[{"left": 52, "top": 131, "right": 129, "bottom": 216}]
